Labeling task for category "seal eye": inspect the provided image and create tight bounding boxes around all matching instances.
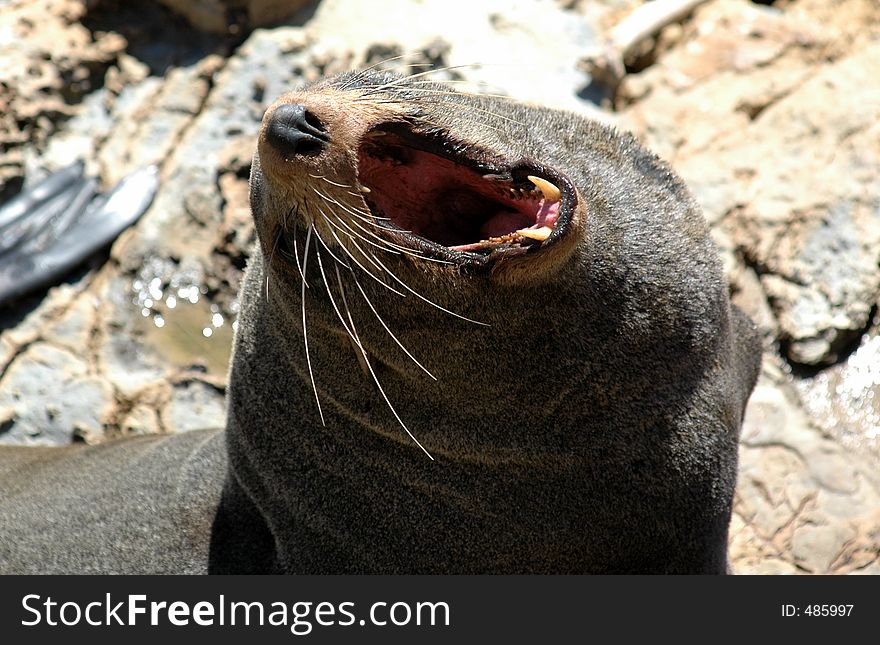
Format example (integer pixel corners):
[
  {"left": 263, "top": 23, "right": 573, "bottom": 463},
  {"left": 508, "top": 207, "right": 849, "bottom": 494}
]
[
  {"left": 357, "top": 129, "right": 563, "bottom": 255},
  {"left": 265, "top": 103, "right": 330, "bottom": 158}
]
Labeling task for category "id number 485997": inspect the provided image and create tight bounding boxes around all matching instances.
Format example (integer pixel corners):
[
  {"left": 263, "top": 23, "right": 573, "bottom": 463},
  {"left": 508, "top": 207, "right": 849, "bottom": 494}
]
[{"left": 781, "top": 604, "right": 853, "bottom": 617}]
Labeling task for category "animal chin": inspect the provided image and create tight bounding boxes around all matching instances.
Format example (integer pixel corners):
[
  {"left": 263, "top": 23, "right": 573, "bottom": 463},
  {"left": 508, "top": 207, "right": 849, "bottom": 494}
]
[{"left": 355, "top": 123, "right": 572, "bottom": 264}]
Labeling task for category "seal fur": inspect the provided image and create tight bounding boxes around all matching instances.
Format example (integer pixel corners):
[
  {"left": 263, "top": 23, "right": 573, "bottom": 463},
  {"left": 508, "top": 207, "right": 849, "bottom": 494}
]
[
  {"left": 211, "top": 70, "right": 761, "bottom": 574},
  {"left": 0, "top": 70, "right": 761, "bottom": 574}
]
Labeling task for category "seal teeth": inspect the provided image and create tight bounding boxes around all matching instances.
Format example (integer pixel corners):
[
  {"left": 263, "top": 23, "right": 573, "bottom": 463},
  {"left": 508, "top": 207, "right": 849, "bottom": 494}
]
[
  {"left": 527, "top": 175, "right": 561, "bottom": 203},
  {"left": 516, "top": 225, "right": 553, "bottom": 241}
]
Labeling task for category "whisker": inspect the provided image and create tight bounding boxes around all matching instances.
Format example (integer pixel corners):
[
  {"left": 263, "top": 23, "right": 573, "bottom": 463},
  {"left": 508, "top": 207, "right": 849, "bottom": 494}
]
[
  {"left": 351, "top": 272, "right": 437, "bottom": 381},
  {"left": 309, "top": 174, "right": 353, "bottom": 189},
  {"left": 290, "top": 218, "right": 307, "bottom": 286},
  {"left": 320, "top": 209, "right": 407, "bottom": 298},
  {"left": 368, "top": 250, "right": 489, "bottom": 326},
  {"left": 377, "top": 86, "right": 527, "bottom": 126},
  {"left": 339, "top": 52, "right": 430, "bottom": 90},
  {"left": 358, "top": 63, "right": 482, "bottom": 96},
  {"left": 313, "top": 192, "right": 404, "bottom": 255},
  {"left": 314, "top": 189, "right": 402, "bottom": 244},
  {"left": 344, "top": 213, "right": 434, "bottom": 259},
  {"left": 322, "top": 205, "right": 396, "bottom": 251},
  {"left": 314, "top": 234, "right": 358, "bottom": 340},
  {"left": 335, "top": 264, "right": 434, "bottom": 460},
  {"left": 311, "top": 222, "right": 351, "bottom": 269},
  {"left": 301, "top": 225, "right": 325, "bottom": 426},
  {"left": 345, "top": 190, "right": 393, "bottom": 213},
  {"left": 312, "top": 186, "right": 376, "bottom": 222},
  {"left": 318, "top": 196, "right": 457, "bottom": 266}
]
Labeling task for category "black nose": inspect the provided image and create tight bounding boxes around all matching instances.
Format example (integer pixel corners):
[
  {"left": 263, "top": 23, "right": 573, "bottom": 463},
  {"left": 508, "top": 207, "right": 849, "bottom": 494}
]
[{"left": 265, "top": 103, "right": 329, "bottom": 157}]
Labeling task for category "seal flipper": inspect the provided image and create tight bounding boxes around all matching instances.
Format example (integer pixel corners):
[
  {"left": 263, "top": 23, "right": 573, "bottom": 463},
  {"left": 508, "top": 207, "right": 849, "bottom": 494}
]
[
  {"left": 0, "top": 161, "right": 84, "bottom": 230},
  {"left": 0, "top": 180, "right": 91, "bottom": 255},
  {"left": 0, "top": 166, "right": 158, "bottom": 307}
]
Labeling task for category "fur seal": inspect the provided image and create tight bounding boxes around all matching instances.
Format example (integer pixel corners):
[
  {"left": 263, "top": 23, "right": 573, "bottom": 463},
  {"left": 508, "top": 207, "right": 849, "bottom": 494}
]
[
  {"left": 212, "top": 70, "right": 761, "bottom": 574},
  {"left": 0, "top": 70, "right": 760, "bottom": 574}
]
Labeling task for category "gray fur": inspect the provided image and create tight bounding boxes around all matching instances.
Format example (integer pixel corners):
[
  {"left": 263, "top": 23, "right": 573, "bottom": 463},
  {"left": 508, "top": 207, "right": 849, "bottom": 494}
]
[
  {"left": 0, "top": 71, "right": 760, "bottom": 574},
  {"left": 0, "top": 430, "right": 224, "bottom": 573},
  {"left": 215, "top": 72, "right": 762, "bottom": 574}
]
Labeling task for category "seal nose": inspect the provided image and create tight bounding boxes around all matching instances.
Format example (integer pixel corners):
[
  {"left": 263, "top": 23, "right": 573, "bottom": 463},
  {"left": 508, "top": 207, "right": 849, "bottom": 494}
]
[{"left": 265, "top": 103, "right": 329, "bottom": 157}]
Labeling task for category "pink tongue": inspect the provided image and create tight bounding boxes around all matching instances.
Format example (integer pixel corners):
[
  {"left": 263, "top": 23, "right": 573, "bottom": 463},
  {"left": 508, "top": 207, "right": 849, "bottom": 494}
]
[
  {"left": 479, "top": 199, "right": 560, "bottom": 238},
  {"left": 480, "top": 212, "right": 530, "bottom": 238},
  {"left": 535, "top": 200, "right": 560, "bottom": 227}
]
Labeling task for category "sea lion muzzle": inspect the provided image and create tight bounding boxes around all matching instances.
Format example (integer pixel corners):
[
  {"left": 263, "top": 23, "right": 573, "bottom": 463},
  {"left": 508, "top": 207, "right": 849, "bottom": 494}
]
[{"left": 257, "top": 83, "right": 582, "bottom": 276}]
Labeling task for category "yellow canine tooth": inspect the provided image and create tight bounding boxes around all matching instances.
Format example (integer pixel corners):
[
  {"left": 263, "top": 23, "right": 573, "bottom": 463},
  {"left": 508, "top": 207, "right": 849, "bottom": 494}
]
[
  {"left": 359, "top": 185, "right": 372, "bottom": 194},
  {"left": 527, "top": 175, "right": 561, "bottom": 202},
  {"left": 517, "top": 226, "right": 553, "bottom": 242}
]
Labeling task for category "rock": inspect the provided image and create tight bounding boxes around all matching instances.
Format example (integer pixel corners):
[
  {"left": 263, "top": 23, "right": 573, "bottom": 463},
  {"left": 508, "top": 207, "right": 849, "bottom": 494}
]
[
  {"left": 0, "top": 0, "right": 126, "bottom": 197},
  {"left": 791, "top": 322, "right": 880, "bottom": 464},
  {"left": 620, "top": 0, "right": 826, "bottom": 162},
  {"left": 623, "top": 0, "right": 880, "bottom": 367},
  {"left": 161, "top": 380, "right": 226, "bottom": 433},
  {"left": 0, "top": 343, "right": 115, "bottom": 445},
  {"left": 120, "top": 404, "right": 162, "bottom": 436},
  {"left": 733, "top": 362, "right": 880, "bottom": 573},
  {"left": 734, "top": 45, "right": 880, "bottom": 366},
  {"left": 306, "top": 0, "right": 602, "bottom": 116},
  {"left": 154, "top": 0, "right": 313, "bottom": 34}
]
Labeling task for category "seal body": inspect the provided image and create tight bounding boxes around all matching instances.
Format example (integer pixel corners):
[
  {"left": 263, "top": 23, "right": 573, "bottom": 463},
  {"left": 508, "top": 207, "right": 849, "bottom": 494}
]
[
  {"left": 0, "top": 71, "right": 760, "bottom": 574},
  {"left": 0, "top": 429, "right": 224, "bottom": 573},
  {"left": 211, "top": 71, "right": 762, "bottom": 574}
]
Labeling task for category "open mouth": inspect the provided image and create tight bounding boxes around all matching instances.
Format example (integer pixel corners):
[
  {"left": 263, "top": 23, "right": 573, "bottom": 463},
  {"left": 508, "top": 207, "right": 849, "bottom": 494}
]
[{"left": 355, "top": 124, "right": 574, "bottom": 264}]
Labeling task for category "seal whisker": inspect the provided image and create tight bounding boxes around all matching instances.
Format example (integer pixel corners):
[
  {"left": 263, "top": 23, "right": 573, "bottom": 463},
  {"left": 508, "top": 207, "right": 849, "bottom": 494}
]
[
  {"left": 351, "top": 272, "right": 437, "bottom": 381},
  {"left": 343, "top": 214, "right": 437, "bottom": 260},
  {"left": 314, "top": 193, "right": 456, "bottom": 266},
  {"left": 380, "top": 86, "right": 528, "bottom": 126},
  {"left": 301, "top": 225, "right": 326, "bottom": 426},
  {"left": 318, "top": 194, "right": 458, "bottom": 268},
  {"left": 345, "top": 190, "right": 393, "bottom": 211},
  {"left": 340, "top": 52, "right": 431, "bottom": 90},
  {"left": 334, "top": 264, "right": 435, "bottom": 461},
  {"left": 367, "top": 250, "right": 489, "bottom": 326},
  {"left": 401, "top": 79, "right": 525, "bottom": 102},
  {"left": 358, "top": 63, "right": 483, "bottom": 96},
  {"left": 310, "top": 222, "right": 351, "bottom": 269},
  {"left": 353, "top": 97, "right": 510, "bottom": 134},
  {"left": 312, "top": 188, "right": 408, "bottom": 255},
  {"left": 289, "top": 216, "right": 308, "bottom": 286},
  {"left": 314, "top": 234, "right": 359, "bottom": 341},
  {"left": 308, "top": 174, "right": 353, "bottom": 189},
  {"left": 320, "top": 199, "right": 394, "bottom": 230},
  {"left": 320, "top": 209, "right": 407, "bottom": 298},
  {"left": 312, "top": 187, "right": 388, "bottom": 229},
  {"left": 313, "top": 227, "right": 376, "bottom": 379},
  {"left": 320, "top": 204, "right": 400, "bottom": 256}
]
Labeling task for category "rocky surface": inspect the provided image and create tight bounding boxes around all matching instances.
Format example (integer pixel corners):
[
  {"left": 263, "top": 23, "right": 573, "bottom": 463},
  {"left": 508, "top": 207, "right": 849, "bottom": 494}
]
[
  {"left": 155, "top": 0, "right": 314, "bottom": 34},
  {"left": 1, "top": 0, "right": 878, "bottom": 574}
]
